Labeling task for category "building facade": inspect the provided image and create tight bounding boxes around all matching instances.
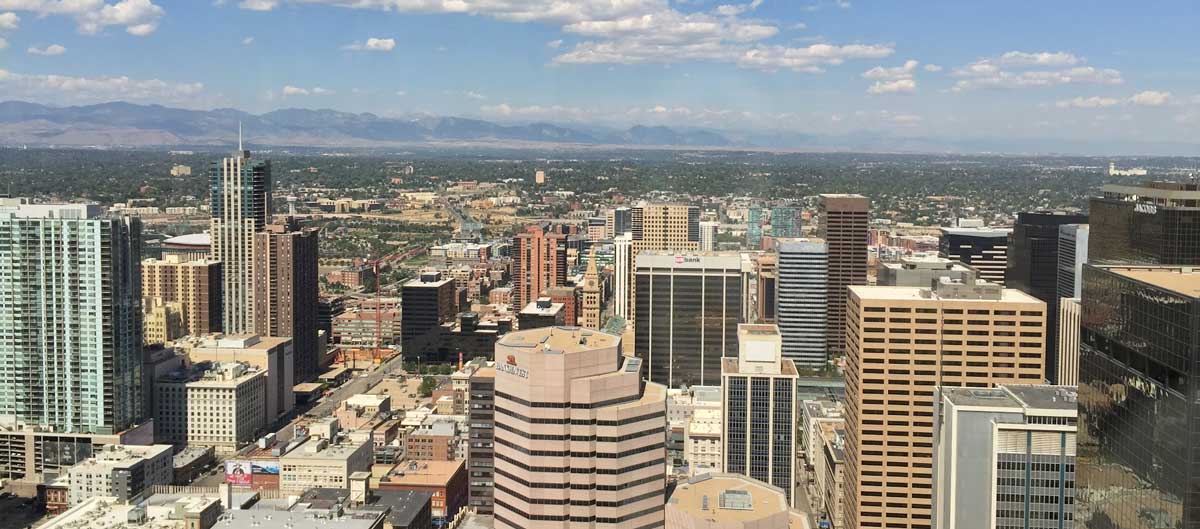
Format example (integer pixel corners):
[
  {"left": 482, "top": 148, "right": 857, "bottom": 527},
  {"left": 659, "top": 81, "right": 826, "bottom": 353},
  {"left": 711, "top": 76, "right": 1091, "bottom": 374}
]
[
  {"left": 1056, "top": 297, "right": 1081, "bottom": 386},
  {"left": 580, "top": 250, "right": 603, "bottom": 329},
  {"left": 253, "top": 219, "right": 320, "bottom": 381},
  {"left": 933, "top": 385, "right": 1078, "bottom": 529},
  {"left": 843, "top": 279, "right": 1047, "bottom": 529},
  {"left": 279, "top": 437, "right": 373, "bottom": 494},
  {"left": 721, "top": 324, "right": 798, "bottom": 505},
  {"left": 1056, "top": 224, "right": 1089, "bottom": 300},
  {"left": 775, "top": 238, "right": 829, "bottom": 368},
  {"left": 185, "top": 362, "right": 267, "bottom": 453},
  {"left": 1077, "top": 266, "right": 1200, "bottom": 528},
  {"left": 635, "top": 252, "right": 750, "bottom": 387},
  {"left": 401, "top": 272, "right": 457, "bottom": 360},
  {"left": 65, "top": 444, "right": 174, "bottom": 505},
  {"left": 511, "top": 224, "right": 567, "bottom": 311},
  {"left": 818, "top": 194, "right": 869, "bottom": 356},
  {"left": 209, "top": 147, "right": 271, "bottom": 334},
  {"left": 613, "top": 234, "right": 633, "bottom": 320},
  {"left": 142, "top": 255, "right": 222, "bottom": 338},
  {"left": 939, "top": 226, "right": 1011, "bottom": 284},
  {"left": 467, "top": 366, "right": 495, "bottom": 514},
  {"left": 0, "top": 203, "right": 143, "bottom": 435},
  {"left": 492, "top": 327, "right": 667, "bottom": 529},
  {"left": 1088, "top": 181, "right": 1200, "bottom": 265},
  {"left": 629, "top": 203, "right": 701, "bottom": 322},
  {"left": 699, "top": 221, "right": 719, "bottom": 252},
  {"left": 755, "top": 253, "right": 777, "bottom": 323}
]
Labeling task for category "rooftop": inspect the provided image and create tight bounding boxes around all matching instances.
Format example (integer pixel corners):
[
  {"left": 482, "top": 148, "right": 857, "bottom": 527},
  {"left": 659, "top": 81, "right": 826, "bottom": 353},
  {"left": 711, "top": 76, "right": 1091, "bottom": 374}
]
[
  {"left": 668, "top": 473, "right": 796, "bottom": 524},
  {"left": 1108, "top": 266, "right": 1200, "bottom": 298},
  {"left": 941, "top": 385, "right": 1077, "bottom": 412},
  {"left": 377, "top": 459, "right": 464, "bottom": 487},
  {"left": 939, "top": 226, "right": 1012, "bottom": 237},
  {"left": 849, "top": 284, "right": 1042, "bottom": 304},
  {"left": 281, "top": 438, "right": 369, "bottom": 462},
  {"left": 496, "top": 326, "right": 620, "bottom": 354},
  {"left": 219, "top": 510, "right": 382, "bottom": 529},
  {"left": 0, "top": 202, "right": 103, "bottom": 220},
  {"left": 518, "top": 300, "right": 564, "bottom": 317},
  {"left": 163, "top": 232, "right": 211, "bottom": 247}
]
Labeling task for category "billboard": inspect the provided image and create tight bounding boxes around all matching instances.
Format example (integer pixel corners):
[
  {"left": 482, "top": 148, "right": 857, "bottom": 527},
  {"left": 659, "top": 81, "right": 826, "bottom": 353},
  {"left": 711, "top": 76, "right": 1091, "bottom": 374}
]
[
  {"left": 251, "top": 461, "right": 280, "bottom": 475},
  {"left": 225, "top": 461, "right": 252, "bottom": 486}
]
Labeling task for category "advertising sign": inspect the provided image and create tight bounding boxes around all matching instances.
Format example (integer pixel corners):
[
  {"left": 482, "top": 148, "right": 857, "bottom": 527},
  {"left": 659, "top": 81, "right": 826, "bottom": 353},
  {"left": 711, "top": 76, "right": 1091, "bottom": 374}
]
[
  {"left": 252, "top": 461, "right": 280, "bottom": 475},
  {"left": 225, "top": 461, "right": 252, "bottom": 486}
]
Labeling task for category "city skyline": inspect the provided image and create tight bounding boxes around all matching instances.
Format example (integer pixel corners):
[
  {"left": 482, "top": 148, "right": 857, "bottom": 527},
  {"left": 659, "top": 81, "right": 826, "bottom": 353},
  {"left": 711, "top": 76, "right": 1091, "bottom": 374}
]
[{"left": 0, "top": 1, "right": 1197, "bottom": 152}]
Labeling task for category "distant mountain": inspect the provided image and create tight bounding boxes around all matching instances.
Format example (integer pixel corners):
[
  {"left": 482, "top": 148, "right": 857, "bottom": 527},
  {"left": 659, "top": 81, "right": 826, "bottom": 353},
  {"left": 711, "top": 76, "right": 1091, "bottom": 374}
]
[{"left": 0, "top": 101, "right": 735, "bottom": 148}]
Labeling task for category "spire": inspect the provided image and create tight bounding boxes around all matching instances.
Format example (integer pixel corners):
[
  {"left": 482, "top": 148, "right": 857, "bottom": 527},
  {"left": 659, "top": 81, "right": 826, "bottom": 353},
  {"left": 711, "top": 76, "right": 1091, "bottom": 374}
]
[
  {"left": 585, "top": 246, "right": 598, "bottom": 278},
  {"left": 238, "top": 121, "right": 243, "bottom": 151}
]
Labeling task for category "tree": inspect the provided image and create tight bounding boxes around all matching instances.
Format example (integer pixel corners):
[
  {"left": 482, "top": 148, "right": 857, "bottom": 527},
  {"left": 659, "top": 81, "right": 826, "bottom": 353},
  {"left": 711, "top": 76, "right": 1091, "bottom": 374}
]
[{"left": 418, "top": 376, "right": 439, "bottom": 397}]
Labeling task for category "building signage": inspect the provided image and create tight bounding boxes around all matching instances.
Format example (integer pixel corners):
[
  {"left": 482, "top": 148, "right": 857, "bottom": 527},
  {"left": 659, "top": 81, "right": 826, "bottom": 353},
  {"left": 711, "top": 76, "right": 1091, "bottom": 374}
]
[
  {"left": 674, "top": 255, "right": 701, "bottom": 264},
  {"left": 225, "top": 461, "right": 252, "bottom": 486},
  {"left": 498, "top": 354, "right": 529, "bottom": 379},
  {"left": 1134, "top": 203, "right": 1158, "bottom": 215}
]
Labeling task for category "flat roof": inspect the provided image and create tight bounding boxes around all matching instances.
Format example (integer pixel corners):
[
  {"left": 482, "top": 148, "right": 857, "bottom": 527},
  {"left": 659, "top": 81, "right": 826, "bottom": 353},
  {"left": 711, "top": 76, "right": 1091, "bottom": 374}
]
[
  {"left": 518, "top": 301, "right": 564, "bottom": 316},
  {"left": 721, "top": 356, "right": 798, "bottom": 376},
  {"left": 849, "top": 285, "right": 1043, "bottom": 304},
  {"left": 941, "top": 385, "right": 1077, "bottom": 412},
  {"left": 164, "top": 232, "right": 211, "bottom": 247},
  {"left": 939, "top": 226, "right": 1011, "bottom": 237},
  {"left": 497, "top": 326, "right": 620, "bottom": 354},
  {"left": 378, "top": 460, "right": 464, "bottom": 487},
  {"left": 1108, "top": 267, "right": 1200, "bottom": 298},
  {"left": 281, "top": 438, "right": 368, "bottom": 461},
  {"left": 669, "top": 473, "right": 793, "bottom": 523}
]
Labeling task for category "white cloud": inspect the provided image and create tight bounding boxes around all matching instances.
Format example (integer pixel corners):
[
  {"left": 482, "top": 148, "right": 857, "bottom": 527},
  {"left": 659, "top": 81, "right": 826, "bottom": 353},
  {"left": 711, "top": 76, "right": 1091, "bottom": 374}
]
[
  {"left": 395, "top": 90, "right": 407, "bottom": 96},
  {"left": 238, "top": 0, "right": 277, "bottom": 11},
  {"left": 27, "top": 44, "right": 66, "bottom": 56},
  {"left": 952, "top": 51, "right": 1123, "bottom": 92},
  {"left": 923, "top": 64, "right": 942, "bottom": 72},
  {"left": 546, "top": 39, "right": 563, "bottom": 49},
  {"left": 868, "top": 78, "right": 916, "bottom": 94},
  {"left": 1055, "top": 96, "right": 1120, "bottom": 109},
  {"left": 0, "top": 36, "right": 7, "bottom": 50},
  {"left": 0, "top": 11, "right": 18, "bottom": 30},
  {"left": 282, "top": 85, "right": 309, "bottom": 96},
  {"left": 465, "top": 91, "right": 487, "bottom": 100},
  {"left": 0, "top": 69, "right": 205, "bottom": 105},
  {"left": 343, "top": 37, "right": 396, "bottom": 52},
  {"left": 0, "top": 0, "right": 165, "bottom": 36},
  {"left": 1130, "top": 90, "right": 1171, "bottom": 107},
  {"left": 242, "top": 36, "right": 254, "bottom": 45},
  {"left": 862, "top": 59, "right": 918, "bottom": 80},
  {"left": 311, "top": 87, "right": 334, "bottom": 95}
]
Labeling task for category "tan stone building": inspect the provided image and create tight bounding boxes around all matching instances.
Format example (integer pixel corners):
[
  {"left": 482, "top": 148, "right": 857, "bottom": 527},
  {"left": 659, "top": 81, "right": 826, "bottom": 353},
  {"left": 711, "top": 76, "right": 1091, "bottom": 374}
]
[
  {"left": 141, "top": 255, "right": 222, "bottom": 337},
  {"left": 579, "top": 249, "right": 602, "bottom": 329},
  {"left": 185, "top": 362, "right": 268, "bottom": 454},
  {"left": 181, "top": 334, "right": 294, "bottom": 421},
  {"left": 492, "top": 327, "right": 667, "bottom": 529},
  {"left": 843, "top": 278, "right": 1046, "bottom": 529},
  {"left": 628, "top": 203, "right": 700, "bottom": 322},
  {"left": 279, "top": 437, "right": 373, "bottom": 494},
  {"left": 143, "top": 299, "right": 185, "bottom": 345}
]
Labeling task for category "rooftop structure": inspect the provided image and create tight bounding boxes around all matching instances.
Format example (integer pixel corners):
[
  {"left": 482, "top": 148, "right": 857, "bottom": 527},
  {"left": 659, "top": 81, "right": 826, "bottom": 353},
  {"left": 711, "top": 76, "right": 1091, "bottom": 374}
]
[{"left": 666, "top": 473, "right": 811, "bottom": 529}]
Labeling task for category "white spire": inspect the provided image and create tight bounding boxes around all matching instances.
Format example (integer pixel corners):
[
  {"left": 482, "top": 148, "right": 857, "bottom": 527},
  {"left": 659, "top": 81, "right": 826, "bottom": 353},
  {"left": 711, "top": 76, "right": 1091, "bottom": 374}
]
[{"left": 238, "top": 121, "right": 243, "bottom": 151}]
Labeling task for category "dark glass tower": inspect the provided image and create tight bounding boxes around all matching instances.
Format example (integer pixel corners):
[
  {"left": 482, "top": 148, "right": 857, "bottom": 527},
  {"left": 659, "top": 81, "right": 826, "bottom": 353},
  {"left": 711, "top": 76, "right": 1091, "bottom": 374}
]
[
  {"left": 1077, "top": 265, "right": 1200, "bottom": 529},
  {"left": 1006, "top": 211, "right": 1088, "bottom": 383},
  {"left": 938, "top": 226, "right": 1011, "bottom": 284},
  {"left": 1088, "top": 182, "right": 1200, "bottom": 266}
]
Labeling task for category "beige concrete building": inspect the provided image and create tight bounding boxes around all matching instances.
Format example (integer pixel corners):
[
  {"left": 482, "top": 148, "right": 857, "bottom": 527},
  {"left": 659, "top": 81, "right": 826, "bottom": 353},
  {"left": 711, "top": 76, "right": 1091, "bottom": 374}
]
[
  {"left": 684, "top": 407, "right": 722, "bottom": 477},
  {"left": 580, "top": 249, "right": 602, "bottom": 329},
  {"left": 181, "top": 334, "right": 294, "bottom": 421},
  {"left": 279, "top": 437, "right": 373, "bottom": 494},
  {"left": 144, "top": 299, "right": 185, "bottom": 345},
  {"left": 843, "top": 278, "right": 1046, "bottom": 529},
  {"left": 492, "top": 326, "right": 667, "bottom": 529},
  {"left": 666, "top": 473, "right": 812, "bottom": 529},
  {"left": 721, "top": 324, "right": 798, "bottom": 505},
  {"left": 1056, "top": 297, "right": 1081, "bottom": 386},
  {"left": 65, "top": 444, "right": 174, "bottom": 505},
  {"left": 141, "top": 255, "right": 222, "bottom": 337},
  {"left": 186, "top": 362, "right": 268, "bottom": 454},
  {"left": 627, "top": 203, "right": 701, "bottom": 321}
]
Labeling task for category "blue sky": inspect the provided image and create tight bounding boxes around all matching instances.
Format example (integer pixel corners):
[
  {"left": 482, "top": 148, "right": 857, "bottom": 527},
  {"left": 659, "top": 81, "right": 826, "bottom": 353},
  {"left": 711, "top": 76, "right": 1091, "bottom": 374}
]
[{"left": 0, "top": 0, "right": 1197, "bottom": 145}]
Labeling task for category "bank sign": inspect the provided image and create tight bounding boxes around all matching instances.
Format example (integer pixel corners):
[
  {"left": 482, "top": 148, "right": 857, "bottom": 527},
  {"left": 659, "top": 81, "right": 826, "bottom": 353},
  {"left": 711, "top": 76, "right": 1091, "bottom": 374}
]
[
  {"left": 1134, "top": 203, "right": 1158, "bottom": 215},
  {"left": 498, "top": 355, "right": 529, "bottom": 379}
]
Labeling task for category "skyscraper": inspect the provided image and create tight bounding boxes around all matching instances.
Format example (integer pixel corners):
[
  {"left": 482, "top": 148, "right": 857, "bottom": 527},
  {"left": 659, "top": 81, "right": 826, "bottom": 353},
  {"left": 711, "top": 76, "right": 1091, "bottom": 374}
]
[
  {"left": 746, "top": 207, "right": 764, "bottom": 248},
  {"left": 938, "top": 226, "right": 1011, "bottom": 284},
  {"left": 604, "top": 206, "right": 632, "bottom": 238},
  {"left": 511, "top": 223, "right": 566, "bottom": 310},
  {"left": 253, "top": 218, "right": 320, "bottom": 381},
  {"left": 818, "top": 194, "right": 869, "bottom": 356},
  {"left": 699, "top": 220, "right": 719, "bottom": 251},
  {"left": 627, "top": 203, "right": 700, "bottom": 323},
  {"left": 401, "top": 271, "right": 457, "bottom": 360},
  {"left": 1006, "top": 211, "right": 1088, "bottom": 383},
  {"left": 722, "top": 324, "right": 798, "bottom": 505},
  {"left": 613, "top": 234, "right": 633, "bottom": 320},
  {"left": 492, "top": 327, "right": 666, "bottom": 529},
  {"left": 1056, "top": 223, "right": 1089, "bottom": 300},
  {"left": 843, "top": 278, "right": 1046, "bottom": 529},
  {"left": 771, "top": 206, "right": 801, "bottom": 238},
  {"left": 1077, "top": 265, "right": 1200, "bottom": 528},
  {"left": 775, "top": 238, "right": 828, "bottom": 368},
  {"left": 754, "top": 253, "right": 777, "bottom": 323},
  {"left": 210, "top": 142, "right": 271, "bottom": 334},
  {"left": 142, "top": 255, "right": 222, "bottom": 337},
  {"left": 635, "top": 252, "right": 749, "bottom": 387},
  {"left": 0, "top": 203, "right": 143, "bottom": 434},
  {"left": 1056, "top": 297, "right": 1081, "bottom": 386},
  {"left": 1088, "top": 181, "right": 1200, "bottom": 265},
  {"left": 580, "top": 249, "right": 602, "bottom": 329},
  {"left": 467, "top": 364, "right": 495, "bottom": 514},
  {"left": 932, "top": 385, "right": 1078, "bottom": 529}
]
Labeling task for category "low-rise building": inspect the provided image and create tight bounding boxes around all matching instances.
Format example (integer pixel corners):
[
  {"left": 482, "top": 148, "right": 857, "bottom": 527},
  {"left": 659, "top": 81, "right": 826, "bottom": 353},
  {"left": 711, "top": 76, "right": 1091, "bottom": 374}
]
[
  {"left": 180, "top": 334, "right": 295, "bottom": 421},
  {"left": 279, "top": 437, "right": 374, "bottom": 494},
  {"left": 405, "top": 420, "right": 457, "bottom": 461},
  {"left": 684, "top": 407, "right": 722, "bottom": 477},
  {"left": 516, "top": 298, "right": 564, "bottom": 330},
  {"left": 186, "top": 362, "right": 268, "bottom": 453},
  {"left": 42, "top": 494, "right": 223, "bottom": 529},
  {"left": 375, "top": 460, "right": 468, "bottom": 526},
  {"left": 335, "top": 309, "right": 402, "bottom": 347},
  {"left": 66, "top": 444, "right": 175, "bottom": 505}
]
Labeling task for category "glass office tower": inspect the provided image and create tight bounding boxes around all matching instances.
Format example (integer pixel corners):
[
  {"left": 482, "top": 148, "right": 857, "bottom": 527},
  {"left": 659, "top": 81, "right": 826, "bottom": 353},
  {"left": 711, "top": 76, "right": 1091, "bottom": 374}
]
[{"left": 1088, "top": 182, "right": 1200, "bottom": 266}]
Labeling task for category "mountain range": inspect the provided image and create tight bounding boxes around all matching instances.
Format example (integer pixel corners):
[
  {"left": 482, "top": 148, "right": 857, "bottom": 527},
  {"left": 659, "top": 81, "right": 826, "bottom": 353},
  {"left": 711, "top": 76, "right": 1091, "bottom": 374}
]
[{"left": 0, "top": 101, "right": 738, "bottom": 149}]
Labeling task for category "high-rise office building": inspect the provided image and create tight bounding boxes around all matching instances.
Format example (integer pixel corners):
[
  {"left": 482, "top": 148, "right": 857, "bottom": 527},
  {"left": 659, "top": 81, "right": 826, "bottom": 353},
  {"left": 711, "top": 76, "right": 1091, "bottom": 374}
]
[
  {"left": 746, "top": 207, "right": 764, "bottom": 249},
  {"left": 1077, "top": 265, "right": 1200, "bottom": 529},
  {"left": 492, "top": 327, "right": 666, "bottom": 529},
  {"left": 1088, "top": 181, "right": 1200, "bottom": 265},
  {"left": 843, "top": 278, "right": 1046, "bottom": 529},
  {"left": 818, "top": 194, "right": 869, "bottom": 356},
  {"left": 580, "top": 250, "right": 602, "bottom": 329},
  {"left": 932, "top": 385, "right": 1078, "bottom": 529},
  {"left": 1056, "top": 224, "right": 1089, "bottom": 300},
  {"left": 142, "top": 255, "right": 222, "bottom": 338},
  {"left": 511, "top": 224, "right": 567, "bottom": 310},
  {"left": 771, "top": 206, "right": 801, "bottom": 238},
  {"left": 604, "top": 206, "right": 632, "bottom": 238},
  {"left": 876, "top": 256, "right": 979, "bottom": 287},
  {"left": 1007, "top": 211, "right": 1088, "bottom": 384},
  {"left": 627, "top": 203, "right": 700, "bottom": 323},
  {"left": 755, "top": 253, "right": 778, "bottom": 323},
  {"left": 635, "top": 252, "right": 749, "bottom": 387},
  {"left": 722, "top": 324, "right": 798, "bottom": 505},
  {"left": 210, "top": 144, "right": 271, "bottom": 334},
  {"left": 775, "top": 238, "right": 828, "bottom": 368},
  {"left": 1056, "top": 297, "right": 1081, "bottom": 386},
  {"left": 938, "top": 226, "right": 1011, "bottom": 284},
  {"left": 402, "top": 271, "right": 458, "bottom": 360},
  {"left": 466, "top": 365, "right": 495, "bottom": 514},
  {"left": 699, "top": 220, "right": 719, "bottom": 251},
  {"left": 253, "top": 219, "right": 320, "bottom": 381},
  {"left": 0, "top": 203, "right": 143, "bottom": 435},
  {"left": 613, "top": 234, "right": 633, "bottom": 320}
]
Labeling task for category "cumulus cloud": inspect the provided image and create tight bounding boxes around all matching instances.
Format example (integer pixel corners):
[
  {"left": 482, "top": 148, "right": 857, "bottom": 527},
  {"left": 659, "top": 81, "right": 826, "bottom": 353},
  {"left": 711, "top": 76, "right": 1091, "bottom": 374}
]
[
  {"left": 242, "top": 36, "right": 254, "bottom": 45},
  {"left": 0, "top": 0, "right": 165, "bottom": 36},
  {"left": 863, "top": 59, "right": 918, "bottom": 80},
  {"left": 343, "top": 37, "right": 396, "bottom": 52},
  {"left": 923, "top": 64, "right": 942, "bottom": 72},
  {"left": 27, "top": 44, "right": 66, "bottom": 55},
  {"left": 951, "top": 51, "right": 1123, "bottom": 91},
  {"left": 868, "top": 79, "right": 916, "bottom": 94},
  {"left": 0, "top": 69, "right": 205, "bottom": 105},
  {"left": 281, "top": 85, "right": 335, "bottom": 96},
  {"left": 546, "top": 39, "right": 563, "bottom": 49},
  {"left": 1055, "top": 96, "right": 1120, "bottom": 109},
  {"left": 311, "top": 87, "right": 334, "bottom": 95},
  {"left": 1130, "top": 90, "right": 1171, "bottom": 107},
  {"left": 0, "top": 11, "right": 18, "bottom": 30},
  {"left": 282, "top": 85, "right": 308, "bottom": 96},
  {"left": 238, "top": 0, "right": 277, "bottom": 11}
]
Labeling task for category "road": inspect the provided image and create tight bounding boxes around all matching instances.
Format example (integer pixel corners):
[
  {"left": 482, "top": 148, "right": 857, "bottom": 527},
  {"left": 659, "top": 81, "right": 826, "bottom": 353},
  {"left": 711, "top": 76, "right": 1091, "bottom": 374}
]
[{"left": 304, "top": 353, "right": 409, "bottom": 419}]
